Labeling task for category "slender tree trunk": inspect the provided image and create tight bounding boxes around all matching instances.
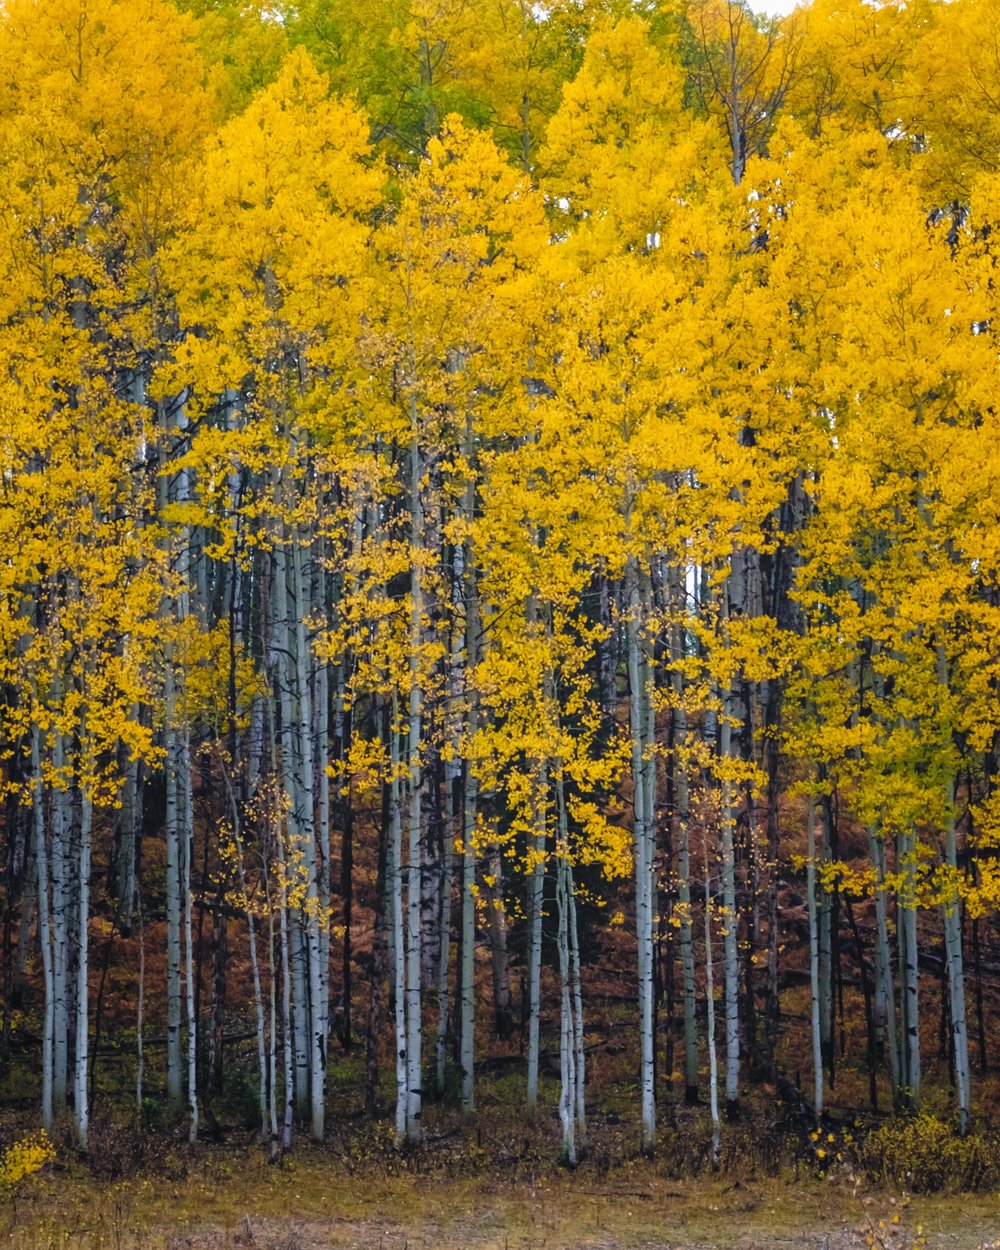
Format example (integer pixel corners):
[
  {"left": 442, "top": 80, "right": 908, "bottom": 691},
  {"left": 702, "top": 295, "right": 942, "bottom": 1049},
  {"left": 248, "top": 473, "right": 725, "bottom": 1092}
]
[
  {"left": 229, "top": 768, "right": 268, "bottom": 1147},
  {"left": 404, "top": 431, "right": 424, "bottom": 1145},
  {"left": 247, "top": 895, "right": 268, "bottom": 1148},
  {"left": 435, "top": 752, "right": 457, "bottom": 1095},
  {"left": 274, "top": 822, "right": 295, "bottom": 1153},
  {"left": 164, "top": 666, "right": 184, "bottom": 1114},
  {"left": 182, "top": 725, "right": 198, "bottom": 1144},
  {"left": 672, "top": 658, "right": 698, "bottom": 1105},
  {"left": 485, "top": 848, "right": 513, "bottom": 1041},
  {"left": 704, "top": 850, "right": 720, "bottom": 1170},
  {"left": 267, "top": 901, "right": 279, "bottom": 1158},
  {"left": 52, "top": 733, "right": 69, "bottom": 1112},
  {"left": 806, "top": 794, "right": 823, "bottom": 1121},
  {"left": 556, "top": 852, "right": 576, "bottom": 1165},
  {"left": 390, "top": 700, "right": 409, "bottom": 1143},
  {"left": 526, "top": 763, "right": 547, "bottom": 1113},
  {"left": 942, "top": 778, "right": 970, "bottom": 1132},
  {"left": 844, "top": 895, "right": 878, "bottom": 1112},
  {"left": 31, "top": 726, "right": 55, "bottom": 1133},
  {"left": 289, "top": 920, "right": 309, "bottom": 1119},
  {"left": 935, "top": 645, "right": 970, "bottom": 1131},
  {"left": 568, "top": 867, "right": 586, "bottom": 1155},
  {"left": 316, "top": 563, "right": 332, "bottom": 1058},
  {"left": 460, "top": 493, "right": 480, "bottom": 1112},
  {"left": 291, "top": 537, "right": 325, "bottom": 1142},
  {"left": 719, "top": 698, "right": 740, "bottom": 1117},
  {"left": 626, "top": 553, "right": 656, "bottom": 1151},
  {"left": 557, "top": 768, "right": 586, "bottom": 1155},
  {"left": 73, "top": 790, "right": 92, "bottom": 1151},
  {"left": 868, "top": 827, "right": 900, "bottom": 1105},
  {"left": 898, "top": 824, "right": 921, "bottom": 1109},
  {"left": 818, "top": 794, "right": 834, "bottom": 1087},
  {"left": 763, "top": 668, "right": 782, "bottom": 1081},
  {"left": 460, "top": 771, "right": 478, "bottom": 1115},
  {"left": 272, "top": 540, "right": 311, "bottom": 1124},
  {"left": 336, "top": 657, "right": 353, "bottom": 1053},
  {"left": 365, "top": 731, "right": 390, "bottom": 1118}
]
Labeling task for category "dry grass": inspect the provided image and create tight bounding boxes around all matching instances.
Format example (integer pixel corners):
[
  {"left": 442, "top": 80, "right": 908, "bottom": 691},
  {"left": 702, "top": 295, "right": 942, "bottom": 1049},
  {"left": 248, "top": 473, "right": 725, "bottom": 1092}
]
[{"left": 5, "top": 1147, "right": 1000, "bottom": 1250}]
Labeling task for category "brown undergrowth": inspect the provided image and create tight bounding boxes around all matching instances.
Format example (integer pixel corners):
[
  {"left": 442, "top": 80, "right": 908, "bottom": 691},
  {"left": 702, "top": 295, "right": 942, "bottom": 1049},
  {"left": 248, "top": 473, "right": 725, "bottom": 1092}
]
[{"left": 3, "top": 1105, "right": 1000, "bottom": 1250}]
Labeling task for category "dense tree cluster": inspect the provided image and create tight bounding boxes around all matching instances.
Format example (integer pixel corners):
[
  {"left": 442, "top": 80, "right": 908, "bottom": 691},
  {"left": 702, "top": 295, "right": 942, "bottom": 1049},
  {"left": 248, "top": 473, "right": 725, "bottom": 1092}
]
[{"left": 2, "top": 0, "right": 1000, "bottom": 1166}]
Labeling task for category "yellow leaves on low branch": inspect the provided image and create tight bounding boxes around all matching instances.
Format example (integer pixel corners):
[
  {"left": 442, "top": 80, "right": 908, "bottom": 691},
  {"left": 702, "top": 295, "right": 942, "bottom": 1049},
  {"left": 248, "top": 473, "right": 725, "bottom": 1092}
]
[{"left": 0, "top": 1132, "right": 54, "bottom": 1191}]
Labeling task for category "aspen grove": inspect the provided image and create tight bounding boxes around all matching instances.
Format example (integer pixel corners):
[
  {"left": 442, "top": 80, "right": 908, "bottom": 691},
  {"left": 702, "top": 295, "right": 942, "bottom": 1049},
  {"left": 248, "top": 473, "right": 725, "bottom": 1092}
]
[{"left": 3, "top": 0, "right": 1000, "bottom": 1171}]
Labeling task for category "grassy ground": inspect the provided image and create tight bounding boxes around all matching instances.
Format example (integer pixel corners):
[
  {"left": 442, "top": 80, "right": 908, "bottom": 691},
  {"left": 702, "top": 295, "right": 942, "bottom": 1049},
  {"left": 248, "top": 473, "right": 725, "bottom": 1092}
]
[{"left": 5, "top": 1145, "right": 1000, "bottom": 1250}]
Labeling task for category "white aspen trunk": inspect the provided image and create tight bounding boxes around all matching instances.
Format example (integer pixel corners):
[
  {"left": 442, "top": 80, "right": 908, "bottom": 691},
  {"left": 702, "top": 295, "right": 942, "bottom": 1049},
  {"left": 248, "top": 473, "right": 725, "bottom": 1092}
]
[
  {"left": 52, "top": 732, "right": 69, "bottom": 1111},
  {"left": 336, "top": 651, "right": 353, "bottom": 1052},
  {"left": 181, "top": 724, "right": 198, "bottom": 1144},
  {"left": 868, "top": 827, "right": 900, "bottom": 1103},
  {"left": 936, "top": 646, "right": 969, "bottom": 1133},
  {"left": 420, "top": 790, "right": 443, "bottom": 993},
  {"left": 291, "top": 536, "right": 324, "bottom": 1142},
  {"left": 272, "top": 540, "right": 310, "bottom": 1119},
  {"left": 640, "top": 569, "right": 659, "bottom": 1113},
  {"left": 31, "top": 726, "right": 55, "bottom": 1133},
  {"left": 672, "top": 561, "right": 699, "bottom": 1105},
  {"left": 898, "top": 826, "right": 921, "bottom": 1108},
  {"left": 164, "top": 395, "right": 193, "bottom": 1119},
  {"left": 818, "top": 799, "right": 833, "bottom": 1080},
  {"left": 557, "top": 769, "right": 585, "bottom": 1153},
  {"left": 460, "top": 529, "right": 480, "bottom": 1115},
  {"left": 433, "top": 538, "right": 463, "bottom": 1093},
  {"left": 248, "top": 696, "right": 265, "bottom": 797},
  {"left": 639, "top": 568, "right": 657, "bottom": 940},
  {"left": 556, "top": 854, "right": 575, "bottom": 1165},
  {"left": 247, "top": 899, "right": 268, "bottom": 1147},
  {"left": 895, "top": 843, "right": 910, "bottom": 1098},
  {"left": 568, "top": 868, "right": 586, "bottom": 1153},
  {"left": 806, "top": 795, "right": 823, "bottom": 1120},
  {"left": 289, "top": 919, "right": 310, "bottom": 1116},
  {"left": 405, "top": 430, "right": 423, "bottom": 1145},
  {"left": 718, "top": 673, "right": 741, "bottom": 1115},
  {"left": 675, "top": 698, "right": 698, "bottom": 1104},
  {"left": 164, "top": 665, "right": 183, "bottom": 1113},
  {"left": 265, "top": 689, "right": 294, "bottom": 1154},
  {"left": 435, "top": 752, "right": 458, "bottom": 1094},
  {"left": 526, "top": 763, "right": 547, "bottom": 1113},
  {"left": 267, "top": 902, "right": 279, "bottom": 1159},
  {"left": 711, "top": 572, "right": 742, "bottom": 1118},
  {"left": 315, "top": 556, "right": 331, "bottom": 1068},
  {"left": 405, "top": 707, "right": 423, "bottom": 1144},
  {"left": 705, "top": 863, "right": 720, "bottom": 1170},
  {"left": 460, "top": 778, "right": 477, "bottom": 1115},
  {"left": 942, "top": 769, "right": 970, "bottom": 1132},
  {"left": 274, "top": 823, "right": 295, "bottom": 1152},
  {"left": 387, "top": 858, "right": 397, "bottom": 1018},
  {"left": 235, "top": 813, "right": 269, "bottom": 1147},
  {"left": 626, "top": 553, "right": 656, "bottom": 1151},
  {"left": 389, "top": 703, "right": 409, "bottom": 1142},
  {"left": 73, "top": 790, "right": 92, "bottom": 1151}
]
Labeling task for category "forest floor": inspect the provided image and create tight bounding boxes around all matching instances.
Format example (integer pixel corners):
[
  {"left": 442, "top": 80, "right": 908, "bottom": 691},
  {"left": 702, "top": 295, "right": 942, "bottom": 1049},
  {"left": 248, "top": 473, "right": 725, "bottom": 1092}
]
[{"left": 7, "top": 1151, "right": 1000, "bottom": 1250}]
